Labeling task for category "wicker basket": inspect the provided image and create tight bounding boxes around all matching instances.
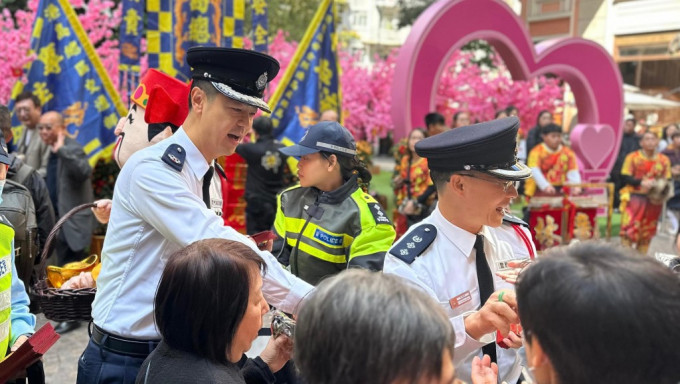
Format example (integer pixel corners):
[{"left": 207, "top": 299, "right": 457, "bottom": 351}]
[{"left": 33, "top": 203, "right": 98, "bottom": 322}]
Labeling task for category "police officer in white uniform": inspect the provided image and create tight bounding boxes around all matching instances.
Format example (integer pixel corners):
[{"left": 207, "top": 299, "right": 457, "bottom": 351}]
[
  {"left": 383, "top": 117, "right": 533, "bottom": 384},
  {"left": 77, "top": 47, "right": 314, "bottom": 383}
]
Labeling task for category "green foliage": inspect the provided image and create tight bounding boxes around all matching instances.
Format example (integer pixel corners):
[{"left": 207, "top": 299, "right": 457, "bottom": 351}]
[
  {"left": 396, "top": 0, "right": 433, "bottom": 28},
  {"left": 245, "top": 0, "right": 323, "bottom": 42},
  {"left": 1, "top": 0, "right": 28, "bottom": 14}
]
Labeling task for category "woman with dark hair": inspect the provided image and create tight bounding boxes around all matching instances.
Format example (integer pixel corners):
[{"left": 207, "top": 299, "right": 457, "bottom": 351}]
[
  {"left": 452, "top": 110, "right": 471, "bottom": 128},
  {"left": 137, "top": 239, "right": 291, "bottom": 384},
  {"left": 658, "top": 122, "right": 679, "bottom": 152},
  {"left": 516, "top": 241, "right": 680, "bottom": 384},
  {"left": 274, "top": 121, "right": 396, "bottom": 285},
  {"left": 392, "top": 127, "right": 435, "bottom": 237},
  {"left": 295, "top": 269, "right": 497, "bottom": 384},
  {"left": 525, "top": 110, "right": 553, "bottom": 154}
]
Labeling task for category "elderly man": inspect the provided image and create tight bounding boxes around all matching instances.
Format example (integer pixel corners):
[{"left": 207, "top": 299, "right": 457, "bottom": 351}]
[
  {"left": 14, "top": 92, "right": 51, "bottom": 177},
  {"left": 79, "top": 48, "right": 313, "bottom": 383},
  {"left": 384, "top": 117, "right": 532, "bottom": 384},
  {"left": 38, "top": 111, "right": 94, "bottom": 265}
]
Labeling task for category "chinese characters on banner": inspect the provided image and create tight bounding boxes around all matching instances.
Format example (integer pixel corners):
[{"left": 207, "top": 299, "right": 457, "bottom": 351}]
[
  {"left": 119, "top": 0, "right": 144, "bottom": 101},
  {"left": 252, "top": 0, "right": 268, "bottom": 53},
  {"left": 146, "top": 0, "right": 245, "bottom": 81}
]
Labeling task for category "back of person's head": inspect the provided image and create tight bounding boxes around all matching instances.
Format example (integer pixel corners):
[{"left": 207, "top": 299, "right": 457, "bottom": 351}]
[
  {"left": 154, "top": 239, "right": 267, "bottom": 365},
  {"left": 0, "top": 105, "right": 10, "bottom": 139},
  {"left": 295, "top": 269, "right": 455, "bottom": 384},
  {"left": 424, "top": 112, "right": 445, "bottom": 127},
  {"left": 253, "top": 115, "right": 273, "bottom": 137},
  {"left": 516, "top": 241, "right": 680, "bottom": 384}
]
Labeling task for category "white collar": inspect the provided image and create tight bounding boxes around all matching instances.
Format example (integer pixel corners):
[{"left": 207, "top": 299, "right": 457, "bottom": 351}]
[
  {"left": 173, "top": 127, "right": 211, "bottom": 179},
  {"left": 431, "top": 206, "right": 493, "bottom": 259}
]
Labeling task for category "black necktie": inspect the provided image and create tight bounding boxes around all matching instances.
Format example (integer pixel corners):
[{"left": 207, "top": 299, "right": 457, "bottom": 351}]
[
  {"left": 474, "top": 234, "right": 497, "bottom": 364},
  {"left": 202, "top": 166, "right": 214, "bottom": 209}
]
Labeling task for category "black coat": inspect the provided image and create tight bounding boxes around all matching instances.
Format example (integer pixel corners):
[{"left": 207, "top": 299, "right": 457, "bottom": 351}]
[
  {"left": 613, "top": 133, "right": 642, "bottom": 174},
  {"left": 136, "top": 341, "right": 275, "bottom": 384}
]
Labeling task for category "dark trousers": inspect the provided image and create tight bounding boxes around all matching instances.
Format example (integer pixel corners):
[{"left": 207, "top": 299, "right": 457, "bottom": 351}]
[
  {"left": 610, "top": 172, "right": 623, "bottom": 209},
  {"left": 77, "top": 340, "right": 149, "bottom": 384},
  {"left": 245, "top": 196, "right": 276, "bottom": 235},
  {"left": 56, "top": 233, "right": 85, "bottom": 265}
]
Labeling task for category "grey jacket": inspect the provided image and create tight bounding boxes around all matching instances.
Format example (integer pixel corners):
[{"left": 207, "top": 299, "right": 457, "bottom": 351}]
[
  {"left": 52, "top": 137, "right": 94, "bottom": 251},
  {"left": 16, "top": 127, "right": 51, "bottom": 178}
]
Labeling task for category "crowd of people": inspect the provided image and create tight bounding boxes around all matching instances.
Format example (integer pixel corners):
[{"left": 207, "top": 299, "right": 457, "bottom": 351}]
[{"left": 0, "top": 46, "right": 679, "bottom": 384}]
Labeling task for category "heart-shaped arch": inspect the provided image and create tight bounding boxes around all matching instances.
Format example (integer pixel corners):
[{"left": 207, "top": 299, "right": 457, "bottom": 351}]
[{"left": 391, "top": 0, "right": 623, "bottom": 181}]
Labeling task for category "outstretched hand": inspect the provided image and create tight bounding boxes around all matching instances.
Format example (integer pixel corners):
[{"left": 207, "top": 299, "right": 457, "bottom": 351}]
[{"left": 471, "top": 355, "right": 499, "bottom": 384}]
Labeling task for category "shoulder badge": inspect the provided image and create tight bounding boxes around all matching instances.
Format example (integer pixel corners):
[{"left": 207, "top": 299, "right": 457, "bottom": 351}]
[
  {"left": 503, "top": 214, "right": 528, "bottom": 228},
  {"left": 161, "top": 144, "right": 186, "bottom": 172},
  {"left": 366, "top": 197, "right": 392, "bottom": 226},
  {"left": 389, "top": 223, "right": 437, "bottom": 264}
]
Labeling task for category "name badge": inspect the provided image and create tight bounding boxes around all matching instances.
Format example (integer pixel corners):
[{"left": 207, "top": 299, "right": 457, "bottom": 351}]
[
  {"left": 449, "top": 291, "right": 472, "bottom": 310},
  {"left": 495, "top": 260, "right": 512, "bottom": 271},
  {"left": 211, "top": 198, "right": 223, "bottom": 217}
]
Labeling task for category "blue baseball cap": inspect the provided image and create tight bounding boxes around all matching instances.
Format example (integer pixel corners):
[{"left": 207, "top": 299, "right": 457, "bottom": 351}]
[{"left": 279, "top": 121, "right": 357, "bottom": 158}]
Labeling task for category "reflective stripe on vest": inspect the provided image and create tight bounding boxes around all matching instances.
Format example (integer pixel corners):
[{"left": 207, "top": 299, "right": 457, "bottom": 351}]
[{"left": 0, "top": 221, "right": 15, "bottom": 360}]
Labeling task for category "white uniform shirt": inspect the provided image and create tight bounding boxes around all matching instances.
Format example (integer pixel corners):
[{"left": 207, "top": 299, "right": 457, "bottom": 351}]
[
  {"left": 383, "top": 207, "right": 533, "bottom": 384},
  {"left": 92, "top": 128, "right": 313, "bottom": 339}
]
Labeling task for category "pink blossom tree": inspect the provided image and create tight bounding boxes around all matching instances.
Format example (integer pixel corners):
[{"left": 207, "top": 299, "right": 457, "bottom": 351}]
[
  {"left": 435, "top": 49, "right": 563, "bottom": 135},
  {"left": 0, "top": 0, "right": 123, "bottom": 105}
]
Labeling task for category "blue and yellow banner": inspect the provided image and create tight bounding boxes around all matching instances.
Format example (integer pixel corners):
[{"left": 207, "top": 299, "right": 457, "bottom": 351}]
[
  {"left": 268, "top": 0, "right": 340, "bottom": 145},
  {"left": 119, "top": 0, "right": 144, "bottom": 100},
  {"left": 147, "top": 0, "right": 245, "bottom": 81},
  {"left": 224, "top": 0, "right": 245, "bottom": 49},
  {"left": 9, "top": 0, "right": 126, "bottom": 166},
  {"left": 251, "top": 0, "right": 268, "bottom": 53}
]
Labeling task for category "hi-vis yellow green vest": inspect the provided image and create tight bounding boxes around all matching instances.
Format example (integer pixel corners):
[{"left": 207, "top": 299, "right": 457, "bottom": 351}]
[
  {"left": 274, "top": 177, "right": 396, "bottom": 285},
  {"left": 0, "top": 219, "right": 15, "bottom": 360}
]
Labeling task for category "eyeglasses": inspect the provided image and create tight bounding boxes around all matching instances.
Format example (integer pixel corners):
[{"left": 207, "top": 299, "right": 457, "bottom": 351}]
[{"left": 458, "top": 173, "right": 519, "bottom": 193}]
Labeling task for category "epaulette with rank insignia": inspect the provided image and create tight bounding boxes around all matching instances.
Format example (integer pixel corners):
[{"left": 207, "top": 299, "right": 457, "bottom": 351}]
[
  {"left": 503, "top": 214, "right": 528, "bottom": 228},
  {"left": 365, "top": 197, "right": 392, "bottom": 226},
  {"left": 162, "top": 144, "right": 186, "bottom": 172},
  {"left": 389, "top": 224, "right": 437, "bottom": 264}
]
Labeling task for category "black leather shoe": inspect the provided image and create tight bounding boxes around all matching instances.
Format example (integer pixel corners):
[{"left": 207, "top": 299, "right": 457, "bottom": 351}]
[{"left": 54, "top": 321, "right": 81, "bottom": 334}]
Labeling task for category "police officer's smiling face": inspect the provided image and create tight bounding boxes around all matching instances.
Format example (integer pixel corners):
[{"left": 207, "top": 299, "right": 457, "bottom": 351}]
[
  {"left": 202, "top": 92, "right": 257, "bottom": 157},
  {"left": 453, "top": 172, "right": 518, "bottom": 229}
]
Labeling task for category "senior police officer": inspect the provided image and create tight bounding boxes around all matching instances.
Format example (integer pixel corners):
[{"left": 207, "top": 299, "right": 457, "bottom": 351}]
[
  {"left": 78, "top": 48, "right": 314, "bottom": 383},
  {"left": 383, "top": 117, "right": 533, "bottom": 384}
]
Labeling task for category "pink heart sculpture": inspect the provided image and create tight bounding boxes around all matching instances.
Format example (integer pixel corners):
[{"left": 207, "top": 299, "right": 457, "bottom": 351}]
[
  {"left": 391, "top": 0, "right": 623, "bottom": 182},
  {"left": 571, "top": 124, "right": 616, "bottom": 169}
]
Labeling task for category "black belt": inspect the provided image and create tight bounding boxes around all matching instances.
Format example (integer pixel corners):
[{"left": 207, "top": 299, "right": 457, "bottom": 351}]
[{"left": 91, "top": 324, "right": 160, "bottom": 358}]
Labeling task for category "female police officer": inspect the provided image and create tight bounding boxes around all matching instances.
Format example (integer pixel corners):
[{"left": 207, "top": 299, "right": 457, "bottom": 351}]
[{"left": 274, "top": 121, "right": 396, "bottom": 285}]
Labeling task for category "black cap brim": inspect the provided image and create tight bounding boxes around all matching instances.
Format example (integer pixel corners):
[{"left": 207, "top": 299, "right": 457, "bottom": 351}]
[{"left": 210, "top": 81, "right": 272, "bottom": 113}]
